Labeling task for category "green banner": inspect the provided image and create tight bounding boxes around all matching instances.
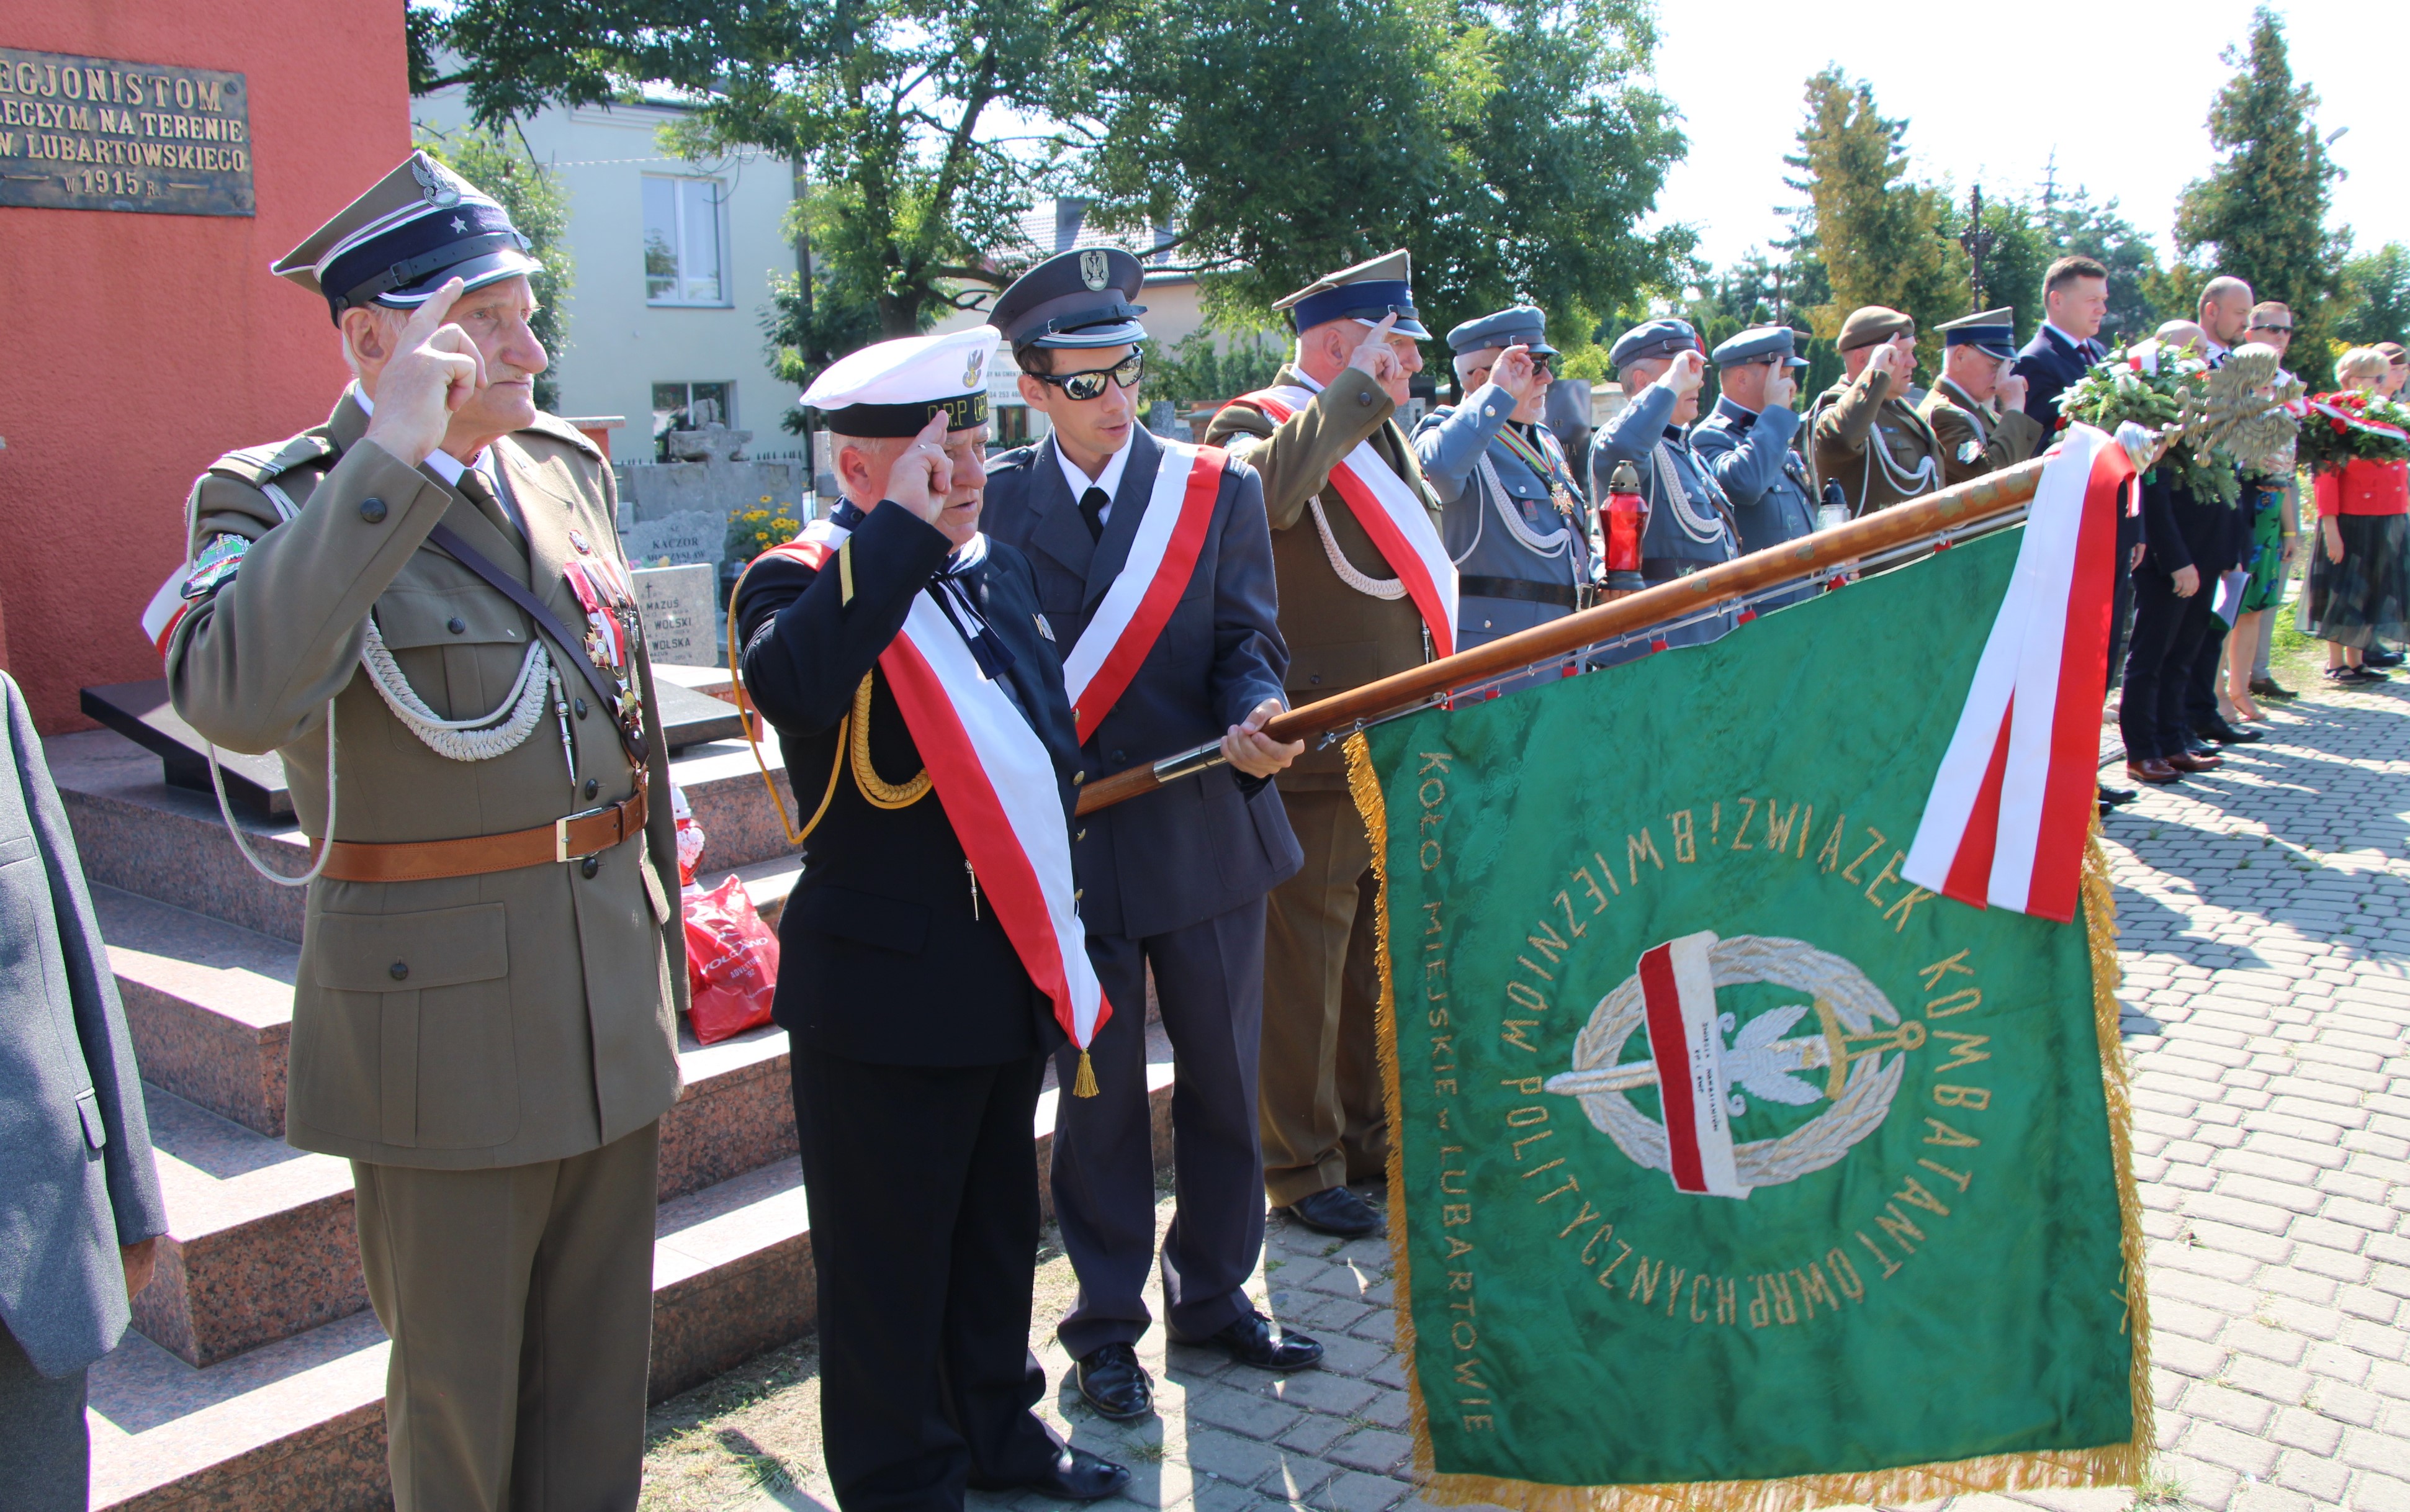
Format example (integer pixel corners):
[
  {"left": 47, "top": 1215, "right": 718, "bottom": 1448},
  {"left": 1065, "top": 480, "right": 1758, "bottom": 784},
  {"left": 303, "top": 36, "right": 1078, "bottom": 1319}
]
[{"left": 1356, "top": 530, "right": 2146, "bottom": 1510}]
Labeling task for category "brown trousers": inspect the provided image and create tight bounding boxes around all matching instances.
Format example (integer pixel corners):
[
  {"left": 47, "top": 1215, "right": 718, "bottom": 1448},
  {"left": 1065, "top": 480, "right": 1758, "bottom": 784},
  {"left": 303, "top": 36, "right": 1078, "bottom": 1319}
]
[
  {"left": 1259, "top": 786, "right": 1388, "bottom": 1207},
  {"left": 353, "top": 1122, "right": 659, "bottom": 1512}
]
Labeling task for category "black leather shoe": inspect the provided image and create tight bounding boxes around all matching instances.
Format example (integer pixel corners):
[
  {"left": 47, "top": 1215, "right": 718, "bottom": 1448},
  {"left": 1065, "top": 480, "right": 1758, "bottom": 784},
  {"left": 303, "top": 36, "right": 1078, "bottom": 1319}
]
[
  {"left": 1281, "top": 1185, "right": 1381, "bottom": 1237},
  {"left": 1073, "top": 1343, "right": 1152, "bottom": 1421},
  {"left": 2250, "top": 678, "right": 2298, "bottom": 701},
  {"left": 1185, "top": 1308, "right": 1323, "bottom": 1371},
  {"left": 2195, "top": 718, "right": 2264, "bottom": 745},
  {"left": 2366, "top": 646, "right": 2403, "bottom": 668},
  {"left": 2098, "top": 783, "right": 2137, "bottom": 806},
  {"left": 1009, "top": 1446, "right": 1131, "bottom": 1502}
]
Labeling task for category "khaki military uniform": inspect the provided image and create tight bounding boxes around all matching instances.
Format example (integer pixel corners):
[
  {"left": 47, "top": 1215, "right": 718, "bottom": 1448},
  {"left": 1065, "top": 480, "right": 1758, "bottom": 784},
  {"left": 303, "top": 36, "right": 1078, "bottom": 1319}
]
[
  {"left": 1807, "top": 366, "right": 1945, "bottom": 516},
  {"left": 1918, "top": 377, "right": 2046, "bottom": 487},
  {"left": 1205, "top": 365, "right": 1438, "bottom": 1205},
  {"left": 168, "top": 389, "right": 683, "bottom": 1511}
]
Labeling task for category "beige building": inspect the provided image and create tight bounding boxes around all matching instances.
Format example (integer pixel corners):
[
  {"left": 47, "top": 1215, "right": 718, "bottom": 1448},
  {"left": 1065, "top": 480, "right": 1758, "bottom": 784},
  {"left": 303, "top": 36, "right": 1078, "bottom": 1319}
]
[{"left": 410, "top": 87, "right": 804, "bottom": 465}]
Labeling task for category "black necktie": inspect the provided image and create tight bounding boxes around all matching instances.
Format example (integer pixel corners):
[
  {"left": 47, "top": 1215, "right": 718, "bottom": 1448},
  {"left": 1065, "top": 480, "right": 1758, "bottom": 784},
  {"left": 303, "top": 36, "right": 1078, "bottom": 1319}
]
[{"left": 1079, "top": 486, "right": 1108, "bottom": 543}]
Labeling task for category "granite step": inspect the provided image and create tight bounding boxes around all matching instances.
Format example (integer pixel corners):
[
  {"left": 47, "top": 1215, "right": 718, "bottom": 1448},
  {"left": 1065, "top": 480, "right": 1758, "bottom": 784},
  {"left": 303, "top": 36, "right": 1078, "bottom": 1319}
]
[
  {"left": 91, "top": 1048, "right": 1177, "bottom": 1512},
  {"left": 97, "top": 862, "right": 803, "bottom": 1141},
  {"left": 48, "top": 726, "right": 803, "bottom": 943}
]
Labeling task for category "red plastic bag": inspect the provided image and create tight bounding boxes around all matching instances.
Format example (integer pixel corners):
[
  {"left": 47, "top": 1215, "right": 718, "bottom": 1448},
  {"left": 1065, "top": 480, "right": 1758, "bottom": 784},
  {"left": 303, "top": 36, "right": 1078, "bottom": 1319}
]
[{"left": 683, "top": 875, "right": 780, "bottom": 1044}]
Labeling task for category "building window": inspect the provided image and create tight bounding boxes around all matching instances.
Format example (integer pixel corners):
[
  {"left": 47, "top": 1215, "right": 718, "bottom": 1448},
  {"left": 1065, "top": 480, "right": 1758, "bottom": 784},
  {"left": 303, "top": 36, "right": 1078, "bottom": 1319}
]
[
  {"left": 652, "top": 382, "right": 735, "bottom": 459},
  {"left": 643, "top": 176, "right": 727, "bottom": 305}
]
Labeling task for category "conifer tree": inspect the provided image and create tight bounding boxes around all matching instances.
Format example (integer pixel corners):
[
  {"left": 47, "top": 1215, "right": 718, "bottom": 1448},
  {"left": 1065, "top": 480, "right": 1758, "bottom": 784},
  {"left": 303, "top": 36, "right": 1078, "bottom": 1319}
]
[
  {"left": 1784, "top": 69, "right": 1964, "bottom": 372},
  {"left": 2172, "top": 7, "right": 2347, "bottom": 385}
]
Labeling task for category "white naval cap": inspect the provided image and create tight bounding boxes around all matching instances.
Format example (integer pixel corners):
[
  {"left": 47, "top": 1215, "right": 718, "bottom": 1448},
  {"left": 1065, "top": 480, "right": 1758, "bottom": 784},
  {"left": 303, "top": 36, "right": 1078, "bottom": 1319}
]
[{"left": 803, "top": 326, "right": 1002, "bottom": 438}]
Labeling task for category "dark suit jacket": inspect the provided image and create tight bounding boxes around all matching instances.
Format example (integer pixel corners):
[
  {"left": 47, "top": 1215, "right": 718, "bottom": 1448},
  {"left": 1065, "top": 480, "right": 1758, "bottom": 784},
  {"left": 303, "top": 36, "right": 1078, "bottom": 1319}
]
[
  {"left": 2137, "top": 471, "right": 2237, "bottom": 580},
  {"left": 0, "top": 671, "right": 168, "bottom": 1378},
  {"left": 2020, "top": 325, "right": 2147, "bottom": 559},
  {"left": 735, "top": 504, "right": 1082, "bottom": 1066},
  {"left": 982, "top": 430, "right": 1302, "bottom": 940}
]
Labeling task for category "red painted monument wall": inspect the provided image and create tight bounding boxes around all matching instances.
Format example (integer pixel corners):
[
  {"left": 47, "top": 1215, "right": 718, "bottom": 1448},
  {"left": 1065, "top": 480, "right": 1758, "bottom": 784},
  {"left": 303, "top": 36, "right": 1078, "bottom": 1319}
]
[{"left": 0, "top": 3, "right": 408, "bottom": 730}]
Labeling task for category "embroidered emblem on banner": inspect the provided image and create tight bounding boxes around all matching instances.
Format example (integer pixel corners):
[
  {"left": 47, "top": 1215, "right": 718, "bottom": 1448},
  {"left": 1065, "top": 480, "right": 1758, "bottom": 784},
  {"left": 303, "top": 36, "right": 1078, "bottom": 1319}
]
[{"left": 1544, "top": 931, "right": 1923, "bottom": 1198}]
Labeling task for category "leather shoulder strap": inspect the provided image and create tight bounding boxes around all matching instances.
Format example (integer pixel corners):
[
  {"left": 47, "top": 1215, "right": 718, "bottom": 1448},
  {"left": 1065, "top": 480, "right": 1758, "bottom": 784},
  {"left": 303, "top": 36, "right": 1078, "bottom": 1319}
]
[{"left": 425, "top": 521, "right": 647, "bottom": 764}]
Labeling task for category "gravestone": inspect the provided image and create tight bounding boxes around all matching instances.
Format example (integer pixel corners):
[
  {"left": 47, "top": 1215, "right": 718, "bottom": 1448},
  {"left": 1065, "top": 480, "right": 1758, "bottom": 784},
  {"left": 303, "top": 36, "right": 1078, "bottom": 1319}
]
[
  {"left": 619, "top": 422, "right": 811, "bottom": 536},
  {"left": 621, "top": 510, "right": 723, "bottom": 570},
  {"left": 636, "top": 564, "right": 721, "bottom": 668}
]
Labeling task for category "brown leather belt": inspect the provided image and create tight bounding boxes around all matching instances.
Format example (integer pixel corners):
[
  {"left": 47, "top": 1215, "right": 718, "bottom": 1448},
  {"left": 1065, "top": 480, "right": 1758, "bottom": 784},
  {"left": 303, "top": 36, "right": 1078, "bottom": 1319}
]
[{"left": 316, "top": 789, "right": 649, "bottom": 883}]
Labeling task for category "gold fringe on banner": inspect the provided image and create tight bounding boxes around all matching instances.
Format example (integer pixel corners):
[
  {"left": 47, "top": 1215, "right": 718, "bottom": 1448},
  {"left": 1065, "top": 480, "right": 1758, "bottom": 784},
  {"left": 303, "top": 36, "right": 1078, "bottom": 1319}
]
[{"left": 1342, "top": 736, "right": 2152, "bottom": 1512}]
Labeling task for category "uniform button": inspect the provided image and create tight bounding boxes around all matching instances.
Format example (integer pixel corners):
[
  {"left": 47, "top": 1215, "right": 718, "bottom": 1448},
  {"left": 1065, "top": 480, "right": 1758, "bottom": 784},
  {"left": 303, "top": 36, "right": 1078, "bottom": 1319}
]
[
  {"left": 447, "top": 616, "right": 467, "bottom": 635},
  {"left": 1074, "top": 888, "right": 1084, "bottom": 901},
  {"left": 1076, "top": 828, "right": 1087, "bottom": 841},
  {"left": 389, "top": 960, "right": 408, "bottom": 982},
  {"left": 1356, "top": 391, "right": 1375, "bottom": 407},
  {"left": 359, "top": 497, "right": 388, "bottom": 524},
  {"left": 1310, "top": 673, "right": 1323, "bottom": 685},
  {"left": 574, "top": 698, "right": 589, "bottom": 719},
  {"left": 581, "top": 855, "right": 601, "bottom": 880},
  {"left": 1072, "top": 771, "right": 1085, "bottom": 785},
  {"left": 1110, "top": 749, "right": 1126, "bottom": 764},
  {"left": 583, "top": 777, "right": 599, "bottom": 799}
]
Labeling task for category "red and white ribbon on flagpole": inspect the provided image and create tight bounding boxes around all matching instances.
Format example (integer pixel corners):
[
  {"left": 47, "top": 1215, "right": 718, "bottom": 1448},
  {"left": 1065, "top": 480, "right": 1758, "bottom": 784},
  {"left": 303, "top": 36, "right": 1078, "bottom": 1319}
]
[
  {"left": 1061, "top": 442, "right": 1226, "bottom": 744},
  {"left": 755, "top": 524, "right": 1112, "bottom": 1073},
  {"left": 1231, "top": 385, "right": 1458, "bottom": 658},
  {"left": 1904, "top": 423, "right": 2136, "bottom": 923},
  {"left": 1637, "top": 931, "right": 1746, "bottom": 1200}
]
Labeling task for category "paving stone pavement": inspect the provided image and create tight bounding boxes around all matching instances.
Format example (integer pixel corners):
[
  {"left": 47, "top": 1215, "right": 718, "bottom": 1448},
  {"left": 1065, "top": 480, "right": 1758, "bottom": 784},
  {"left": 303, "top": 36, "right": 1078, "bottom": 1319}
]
[{"left": 737, "top": 678, "right": 2409, "bottom": 1512}]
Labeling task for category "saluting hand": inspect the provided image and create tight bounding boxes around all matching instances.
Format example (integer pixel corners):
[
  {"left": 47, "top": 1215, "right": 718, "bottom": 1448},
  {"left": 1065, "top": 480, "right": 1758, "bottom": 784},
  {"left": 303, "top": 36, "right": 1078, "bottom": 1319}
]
[
  {"left": 1347, "top": 312, "right": 1404, "bottom": 388},
  {"left": 884, "top": 412, "right": 956, "bottom": 528},
  {"left": 1222, "top": 697, "right": 1304, "bottom": 778},
  {"left": 1765, "top": 366, "right": 1798, "bottom": 410},
  {"left": 362, "top": 279, "right": 487, "bottom": 468},
  {"left": 1997, "top": 372, "right": 2029, "bottom": 413},
  {"left": 1865, "top": 341, "right": 1905, "bottom": 385},
  {"left": 1663, "top": 349, "right": 1706, "bottom": 397},
  {"left": 1491, "top": 344, "right": 1545, "bottom": 405}
]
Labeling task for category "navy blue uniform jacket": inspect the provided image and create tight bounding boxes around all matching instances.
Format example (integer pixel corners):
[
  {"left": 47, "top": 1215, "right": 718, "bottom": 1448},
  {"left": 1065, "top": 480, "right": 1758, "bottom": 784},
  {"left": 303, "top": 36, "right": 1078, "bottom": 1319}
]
[
  {"left": 735, "top": 502, "right": 1082, "bottom": 1066},
  {"left": 981, "top": 430, "right": 1302, "bottom": 941}
]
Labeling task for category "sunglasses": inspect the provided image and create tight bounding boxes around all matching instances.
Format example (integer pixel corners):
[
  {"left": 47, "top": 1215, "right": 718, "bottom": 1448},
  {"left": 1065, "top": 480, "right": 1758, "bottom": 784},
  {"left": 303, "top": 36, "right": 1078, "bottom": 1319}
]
[
  {"left": 1036, "top": 353, "right": 1145, "bottom": 401},
  {"left": 2249, "top": 324, "right": 2294, "bottom": 335}
]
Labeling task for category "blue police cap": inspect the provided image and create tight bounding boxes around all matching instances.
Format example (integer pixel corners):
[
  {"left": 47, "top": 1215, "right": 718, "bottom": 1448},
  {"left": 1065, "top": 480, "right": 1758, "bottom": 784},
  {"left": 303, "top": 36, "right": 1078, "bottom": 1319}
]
[
  {"left": 1446, "top": 306, "right": 1558, "bottom": 358},
  {"left": 1608, "top": 318, "right": 1701, "bottom": 369},
  {"left": 1272, "top": 250, "right": 1431, "bottom": 340},
  {"left": 272, "top": 152, "right": 541, "bottom": 324},
  {"left": 1711, "top": 324, "right": 1810, "bottom": 369},
  {"left": 989, "top": 247, "right": 1150, "bottom": 351},
  {"left": 1938, "top": 308, "right": 2018, "bottom": 359}
]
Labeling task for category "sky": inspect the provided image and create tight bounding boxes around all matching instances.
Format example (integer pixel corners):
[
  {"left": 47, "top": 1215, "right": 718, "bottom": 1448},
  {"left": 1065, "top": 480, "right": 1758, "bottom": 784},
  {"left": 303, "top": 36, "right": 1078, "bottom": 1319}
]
[{"left": 1642, "top": 0, "right": 2404, "bottom": 276}]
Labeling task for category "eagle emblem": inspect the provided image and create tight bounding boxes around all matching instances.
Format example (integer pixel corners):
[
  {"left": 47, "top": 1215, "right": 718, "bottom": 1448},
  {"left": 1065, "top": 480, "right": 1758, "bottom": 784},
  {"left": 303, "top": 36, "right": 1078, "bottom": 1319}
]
[
  {"left": 410, "top": 153, "right": 467, "bottom": 209},
  {"left": 1079, "top": 249, "right": 1110, "bottom": 292},
  {"left": 963, "top": 346, "right": 986, "bottom": 389}
]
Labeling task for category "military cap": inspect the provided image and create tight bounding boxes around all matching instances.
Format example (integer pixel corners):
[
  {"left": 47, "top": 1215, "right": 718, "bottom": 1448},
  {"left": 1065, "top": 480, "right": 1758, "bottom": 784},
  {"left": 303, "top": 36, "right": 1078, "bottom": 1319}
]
[
  {"left": 1272, "top": 250, "right": 1431, "bottom": 339},
  {"left": 1608, "top": 317, "right": 1701, "bottom": 369},
  {"left": 272, "top": 151, "right": 541, "bottom": 325},
  {"left": 1711, "top": 324, "right": 1809, "bottom": 369},
  {"left": 1937, "top": 308, "right": 2018, "bottom": 359},
  {"left": 1446, "top": 306, "right": 1558, "bottom": 359},
  {"left": 804, "top": 326, "right": 999, "bottom": 438},
  {"left": 989, "top": 247, "right": 1149, "bottom": 351},
  {"left": 1836, "top": 306, "right": 1915, "bottom": 352}
]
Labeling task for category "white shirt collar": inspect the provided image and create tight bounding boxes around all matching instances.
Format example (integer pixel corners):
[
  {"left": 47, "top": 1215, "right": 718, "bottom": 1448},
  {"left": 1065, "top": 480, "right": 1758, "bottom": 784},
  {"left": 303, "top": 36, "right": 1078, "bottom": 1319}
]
[
  {"left": 1291, "top": 366, "right": 1326, "bottom": 395},
  {"left": 351, "top": 383, "right": 493, "bottom": 487},
  {"left": 2202, "top": 335, "right": 2231, "bottom": 366},
  {"left": 1053, "top": 433, "right": 1135, "bottom": 522},
  {"left": 2044, "top": 322, "right": 2095, "bottom": 354}
]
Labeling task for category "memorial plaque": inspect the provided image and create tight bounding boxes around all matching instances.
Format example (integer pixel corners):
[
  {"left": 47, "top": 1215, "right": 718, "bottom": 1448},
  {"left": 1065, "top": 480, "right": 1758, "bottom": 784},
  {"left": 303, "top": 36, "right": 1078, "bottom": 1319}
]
[
  {"left": 621, "top": 509, "right": 724, "bottom": 570},
  {"left": 0, "top": 48, "right": 253, "bottom": 216},
  {"left": 636, "top": 564, "right": 720, "bottom": 668}
]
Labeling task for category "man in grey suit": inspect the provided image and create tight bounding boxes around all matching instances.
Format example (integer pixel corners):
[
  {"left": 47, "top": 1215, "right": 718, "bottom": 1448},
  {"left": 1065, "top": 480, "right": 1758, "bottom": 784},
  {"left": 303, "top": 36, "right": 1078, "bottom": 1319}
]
[
  {"left": 982, "top": 248, "right": 1314, "bottom": 1424},
  {"left": 1414, "top": 307, "right": 1594, "bottom": 696},
  {"left": 0, "top": 670, "right": 169, "bottom": 1509}
]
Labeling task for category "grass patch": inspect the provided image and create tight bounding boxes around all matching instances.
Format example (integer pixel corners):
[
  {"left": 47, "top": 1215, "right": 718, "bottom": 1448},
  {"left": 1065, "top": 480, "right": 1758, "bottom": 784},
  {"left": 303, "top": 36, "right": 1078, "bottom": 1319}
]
[{"left": 2132, "top": 1459, "right": 2188, "bottom": 1508}]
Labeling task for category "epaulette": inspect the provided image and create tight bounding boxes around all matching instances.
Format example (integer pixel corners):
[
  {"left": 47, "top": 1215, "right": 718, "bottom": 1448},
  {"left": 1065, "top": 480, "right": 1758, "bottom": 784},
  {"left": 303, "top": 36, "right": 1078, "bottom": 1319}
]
[
  {"left": 519, "top": 412, "right": 606, "bottom": 461},
  {"left": 206, "top": 431, "right": 337, "bottom": 487}
]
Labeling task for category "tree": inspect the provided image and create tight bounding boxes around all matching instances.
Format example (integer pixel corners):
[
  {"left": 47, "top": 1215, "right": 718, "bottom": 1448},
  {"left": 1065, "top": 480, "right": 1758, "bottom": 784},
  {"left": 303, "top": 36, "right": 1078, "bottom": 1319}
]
[
  {"left": 2172, "top": 6, "right": 2348, "bottom": 385},
  {"left": 2337, "top": 243, "right": 2410, "bottom": 348},
  {"left": 2037, "top": 186, "right": 2165, "bottom": 344},
  {"left": 423, "top": 0, "right": 1693, "bottom": 354},
  {"left": 411, "top": 121, "right": 574, "bottom": 412}
]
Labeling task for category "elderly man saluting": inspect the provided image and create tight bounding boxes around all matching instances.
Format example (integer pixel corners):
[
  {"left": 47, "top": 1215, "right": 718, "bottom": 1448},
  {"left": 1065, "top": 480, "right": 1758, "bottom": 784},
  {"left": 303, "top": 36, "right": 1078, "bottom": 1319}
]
[
  {"left": 1205, "top": 250, "right": 1452, "bottom": 1240},
  {"left": 1415, "top": 306, "right": 1594, "bottom": 694},
  {"left": 1689, "top": 324, "right": 1819, "bottom": 610},
  {"left": 1589, "top": 318, "right": 1742, "bottom": 654},
  {"left": 1918, "top": 308, "right": 2044, "bottom": 485},
  {"left": 168, "top": 153, "right": 685, "bottom": 1512},
  {"left": 1807, "top": 306, "right": 1944, "bottom": 516}
]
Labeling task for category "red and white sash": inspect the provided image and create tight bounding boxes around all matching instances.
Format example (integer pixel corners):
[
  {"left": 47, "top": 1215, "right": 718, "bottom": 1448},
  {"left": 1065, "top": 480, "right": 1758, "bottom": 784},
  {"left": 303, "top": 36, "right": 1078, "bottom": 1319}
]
[
  {"left": 1061, "top": 441, "right": 1226, "bottom": 744},
  {"left": 763, "top": 521, "right": 1110, "bottom": 1061},
  {"left": 1903, "top": 423, "right": 2136, "bottom": 923},
  {"left": 1230, "top": 384, "right": 1458, "bottom": 658}
]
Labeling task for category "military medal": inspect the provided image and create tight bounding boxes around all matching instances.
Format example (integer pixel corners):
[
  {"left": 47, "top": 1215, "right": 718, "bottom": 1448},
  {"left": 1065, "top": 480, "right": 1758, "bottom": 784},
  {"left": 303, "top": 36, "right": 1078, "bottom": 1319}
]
[
  {"left": 1498, "top": 423, "right": 1581, "bottom": 520},
  {"left": 561, "top": 559, "right": 647, "bottom": 756}
]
